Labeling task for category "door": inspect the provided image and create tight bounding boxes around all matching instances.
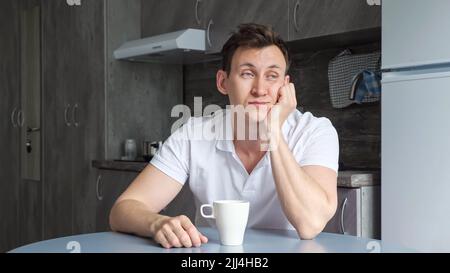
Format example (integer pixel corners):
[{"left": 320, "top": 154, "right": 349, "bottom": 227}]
[
  {"left": 289, "top": 0, "right": 380, "bottom": 41},
  {"left": 204, "top": 0, "right": 289, "bottom": 54},
  {"left": 42, "top": 0, "right": 76, "bottom": 239},
  {"left": 382, "top": 0, "right": 450, "bottom": 69},
  {"left": 141, "top": 0, "right": 205, "bottom": 37},
  {"left": 323, "top": 187, "right": 360, "bottom": 236},
  {"left": 71, "top": 0, "right": 105, "bottom": 236},
  {"left": 96, "top": 170, "right": 137, "bottom": 232},
  {"left": 382, "top": 70, "right": 450, "bottom": 251},
  {"left": 18, "top": 3, "right": 43, "bottom": 247},
  {"left": 0, "top": 0, "right": 20, "bottom": 252}
]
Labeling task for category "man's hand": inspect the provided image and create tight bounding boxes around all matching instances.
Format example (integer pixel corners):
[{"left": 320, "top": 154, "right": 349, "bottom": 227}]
[
  {"left": 260, "top": 81, "right": 297, "bottom": 151},
  {"left": 151, "top": 215, "right": 208, "bottom": 248},
  {"left": 271, "top": 82, "right": 297, "bottom": 131}
]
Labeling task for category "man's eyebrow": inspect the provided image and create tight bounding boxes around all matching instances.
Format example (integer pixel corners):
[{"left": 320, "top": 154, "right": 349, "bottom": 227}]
[
  {"left": 267, "top": 64, "right": 282, "bottom": 70},
  {"left": 238, "top": 63, "right": 282, "bottom": 70},
  {"left": 239, "top": 63, "right": 256, "bottom": 68}
]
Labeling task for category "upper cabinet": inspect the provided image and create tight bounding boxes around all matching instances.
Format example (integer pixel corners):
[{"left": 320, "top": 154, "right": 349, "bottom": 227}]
[
  {"left": 288, "top": 0, "right": 381, "bottom": 40},
  {"left": 203, "top": 0, "right": 289, "bottom": 54},
  {"left": 141, "top": 0, "right": 380, "bottom": 56},
  {"left": 141, "top": 0, "right": 206, "bottom": 37}
]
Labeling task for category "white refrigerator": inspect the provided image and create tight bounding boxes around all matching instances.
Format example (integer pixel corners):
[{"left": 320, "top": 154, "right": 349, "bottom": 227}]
[{"left": 382, "top": 0, "right": 450, "bottom": 252}]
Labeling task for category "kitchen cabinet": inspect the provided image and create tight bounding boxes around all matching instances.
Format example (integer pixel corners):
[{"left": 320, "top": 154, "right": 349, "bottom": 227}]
[
  {"left": 42, "top": 0, "right": 105, "bottom": 239},
  {"left": 0, "top": 0, "right": 44, "bottom": 252},
  {"left": 95, "top": 170, "right": 138, "bottom": 232},
  {"left": 323, "top": 186, "right": 380, "bottom": 239},
  {"left": 0, "top": 0, "right": 21, "bottom": 253},
  {"left": 141, "top": 0, "right": 206, "bottom": 37},
  {"left": 203, "top": 0, "right": 289, "bottom": 54},
  {"left": 94, "top": 165, "right": 197, "bottom": 232},
  {"left": 288, "top": 0, "right": 380, "bottom": 41}
]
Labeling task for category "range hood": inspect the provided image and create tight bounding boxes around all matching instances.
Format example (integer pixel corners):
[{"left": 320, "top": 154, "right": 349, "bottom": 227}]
[{"left": 113, "top": 28, "right": 210, "bottom": 64}]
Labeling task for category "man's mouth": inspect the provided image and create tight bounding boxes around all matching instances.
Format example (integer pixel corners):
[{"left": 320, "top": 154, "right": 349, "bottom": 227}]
[{"left": 248, "top": 101, "right": 270, "bottom": 106}]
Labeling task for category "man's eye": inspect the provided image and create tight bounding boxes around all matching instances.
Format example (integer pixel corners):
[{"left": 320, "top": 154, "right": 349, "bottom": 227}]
[
  {"left": 267, "top": 74, "right": 279, "bottom": 80},
  {"left": 241, "top": 72, "right": 254, "bottom": 78}
]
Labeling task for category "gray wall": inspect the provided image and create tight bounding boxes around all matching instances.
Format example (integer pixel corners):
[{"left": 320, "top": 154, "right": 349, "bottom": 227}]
[
  {"left": 106, "top": 0, "right": 183, "bottom": 159},
  {"left": 183, "top": 43, "right": 381, "bottom": 170}
]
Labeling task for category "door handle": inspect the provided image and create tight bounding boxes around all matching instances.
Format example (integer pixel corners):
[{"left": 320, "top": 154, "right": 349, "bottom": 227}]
[
  {"left": 11, "top": 108, "right": 17, "bottom": 127},
  {"left": 340, "top": 197, "right": 348, "bottom": 234},
  {"left": 17, "top": 109, "right": 25, "bottom": 128},
  {"left": 293, "top": 0, "right": 301, "bottom": 33},
  {"left": 96, "top": 175, "right": 103, "bottom": 201},
  {"left": 207, "top": 19, "right": 214, "bottom": 48},
  {"left": 27, "top": 127, "right": 41, "bottom": 134},
  {"left": 64, "top": 104, "right": 71, "bottom": 127},
  {"left": 195, "top": 0, "right": 202, "bottom": 26},
  {"left": 72, "top": 103, "right": 79, "bottom": 127}
]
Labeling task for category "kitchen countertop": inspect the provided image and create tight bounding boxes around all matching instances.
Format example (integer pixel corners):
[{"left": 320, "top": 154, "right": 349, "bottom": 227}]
[
  {"left": 92, "top": 160, "right": 380, "bottom": 188},
  {"left": 10, "top": 227, "right": 409, "bottom": 253}
]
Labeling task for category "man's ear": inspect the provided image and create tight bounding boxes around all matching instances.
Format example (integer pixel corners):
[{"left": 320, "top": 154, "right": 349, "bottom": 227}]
[
  {"left": 284, "top": 75, "right": 290, "bottom": 85},
  {"left": 216, "top": 70, "right": 228, "bottom": 95}
]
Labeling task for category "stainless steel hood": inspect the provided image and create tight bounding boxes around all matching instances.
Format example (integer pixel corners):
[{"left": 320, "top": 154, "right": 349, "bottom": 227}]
[{"left": 114, "top": 29, "right": 208, "bottom": 64}]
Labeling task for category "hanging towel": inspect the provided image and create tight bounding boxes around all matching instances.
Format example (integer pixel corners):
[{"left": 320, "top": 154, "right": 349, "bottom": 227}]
[
  {"left": 328, "top": 49, "right": 381, "bottom": 108},
  {"left": 349, "top": 70, "right": 381, "bottom": 104}
]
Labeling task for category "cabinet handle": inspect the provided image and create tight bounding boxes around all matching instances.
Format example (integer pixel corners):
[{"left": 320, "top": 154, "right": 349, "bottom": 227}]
[
  {"left": 207, "top": 19, "right": 214, "bottom": 48},
  {"left": 96, "top": 175, "right": 103, "bottom": 201},
  {"left": 17, "top": 109, "right": 25, "bottom": 128},
  {"left": 72, "top": 103, "right": 79, "bottom": 127},
  {"left": 11, "top": 108, "right": 18, "bottom": 127},
  {"left": 293, "top": 0, "right": 301, "bottom": 32},
  {"left": 340, "top": 197, "right": 348, "bottom": 234},
  {"left": 64, "top": 104, "right": 71, "bottom": 127},
  {"left": 195, "top": 0, "right": 202, "bottom": 26}
]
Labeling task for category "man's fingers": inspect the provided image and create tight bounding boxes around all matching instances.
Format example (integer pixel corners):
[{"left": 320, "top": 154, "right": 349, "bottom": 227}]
[
  {"left": 200, "top": 233, "right": 209, "bottom": 244},
  {"left": 155, "top": 231, "right": 171, "bottom": 249},
  {"left": 172, "top": 225, "right": 193, "bottom": 248},
  {"left": 162, "top": 226, "right": 182, "bottom": 248},
  {"left": 178, "top": 216, "right": 202, "bottom": 247}
]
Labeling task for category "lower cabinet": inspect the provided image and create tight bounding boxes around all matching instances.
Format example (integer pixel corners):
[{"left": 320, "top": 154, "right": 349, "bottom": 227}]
[
  {"left": 323, "top": 186, "right": 380, "bottom": 239},
  {"left": 95, "top": 168, "right": 197, "bottom": 232},
  {"left": 95, "top": 170, "right": 138, "bottom": 232}
]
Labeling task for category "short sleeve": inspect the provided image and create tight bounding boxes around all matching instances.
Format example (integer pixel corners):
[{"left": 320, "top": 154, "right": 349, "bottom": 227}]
[
  {"left": 150, "top": 121, "right": 191, "bottom": 185},
  {"left": 295, "top": 118, "right": 340, "bottom": 173}
]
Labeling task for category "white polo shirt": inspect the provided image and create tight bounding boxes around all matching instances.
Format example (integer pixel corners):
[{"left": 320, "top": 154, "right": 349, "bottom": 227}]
[{"left": 150, "top": 109, "right": 339, "bottom": 230}]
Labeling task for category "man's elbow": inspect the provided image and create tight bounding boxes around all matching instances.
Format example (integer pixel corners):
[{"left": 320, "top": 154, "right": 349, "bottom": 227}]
[
  {"left": 109, "top": 201, "right": 121, "bottom": 232},
  {"left": 295, "top": 223, "right": 323, "bottom": 240},
  {"left": 295, "top": 209, "right": 335, "bottom": 240}
]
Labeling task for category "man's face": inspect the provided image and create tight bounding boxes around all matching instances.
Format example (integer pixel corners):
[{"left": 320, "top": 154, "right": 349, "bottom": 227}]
[{"left": 217, "top": 45, "right": 289, "bottom": 123}]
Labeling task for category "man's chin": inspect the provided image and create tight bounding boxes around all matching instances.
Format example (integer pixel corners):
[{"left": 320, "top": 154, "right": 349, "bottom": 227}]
[{"left": 247, "top": 111, "right": 268, "bottom": 123}]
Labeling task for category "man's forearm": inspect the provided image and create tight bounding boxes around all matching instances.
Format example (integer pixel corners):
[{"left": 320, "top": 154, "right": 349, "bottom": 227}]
[
  {"left": 269, "top": 130, "right": 333, "bottom": 239},
  {"left": 109, "top": 199, "right": 168, "bottom": 238}
]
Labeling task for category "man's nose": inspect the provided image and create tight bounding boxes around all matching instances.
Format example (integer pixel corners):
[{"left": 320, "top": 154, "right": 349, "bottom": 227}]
[{"left": 251, "top": 76, "right": 268, "bottom": 96}]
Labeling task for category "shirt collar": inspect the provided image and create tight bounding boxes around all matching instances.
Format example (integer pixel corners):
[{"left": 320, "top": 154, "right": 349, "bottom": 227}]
[{"left": 214, "top": 108, "right": 299, "bottom": 153}]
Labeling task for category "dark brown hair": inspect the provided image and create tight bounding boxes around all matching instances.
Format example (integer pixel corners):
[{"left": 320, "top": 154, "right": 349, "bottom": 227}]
[{"left": 221, "top": 23, "right": 291, "bottom": 75}]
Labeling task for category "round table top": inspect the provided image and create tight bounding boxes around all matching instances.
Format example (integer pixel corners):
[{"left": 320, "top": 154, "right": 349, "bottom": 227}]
[{"left": 10, "top": 227, "right": 412, "bottom": 253}]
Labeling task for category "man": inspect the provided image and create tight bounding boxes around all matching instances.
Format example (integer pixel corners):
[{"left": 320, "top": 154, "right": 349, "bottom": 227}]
[{"left": 110, "top": 23, "right": 339, "bottom": 249}]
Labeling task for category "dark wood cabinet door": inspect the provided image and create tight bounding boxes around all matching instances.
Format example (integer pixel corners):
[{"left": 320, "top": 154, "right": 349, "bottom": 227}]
[
  {"left": 142, "top": 0, "right": 205, "bottom": 37},
  {"left": 0, "top": 0, "right": 21, "bottom": 253},
  {"left": 96, "top": 170, "right": 138, "bottom": 232},
  {"left": 289, "top": 0, "right": 381, "bottom": 41},
  {"left": 205, "top": 0, "right": 289, "bottom": 53},
  {"left": 70, "top": 0, "right": 105, "bottom": 236},
  {"left": 42, "top": 0, "right": 76, "bottom": 240},
  {"left": 323, "top": 187, "right": 360, "bottom": 236}
]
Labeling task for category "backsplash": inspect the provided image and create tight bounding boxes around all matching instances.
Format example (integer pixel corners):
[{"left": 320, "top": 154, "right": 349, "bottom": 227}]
[{"left": 183, "top": 43, "right": 381, "bottom": 170}]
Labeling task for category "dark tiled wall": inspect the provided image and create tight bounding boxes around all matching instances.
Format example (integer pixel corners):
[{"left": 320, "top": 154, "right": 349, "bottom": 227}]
[{"left": 183, "top": 43, "right": 381, "bottom": 169}]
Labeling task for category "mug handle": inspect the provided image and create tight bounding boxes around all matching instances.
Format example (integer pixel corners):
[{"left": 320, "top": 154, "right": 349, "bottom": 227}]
[{"left": 200, "top": 204, "right": 215, "bottom": 219}]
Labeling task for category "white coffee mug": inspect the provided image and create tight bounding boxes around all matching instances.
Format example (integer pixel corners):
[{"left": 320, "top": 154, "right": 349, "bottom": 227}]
[{"left": 200, "top": 200, "right": 250, "bottom": 246}]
